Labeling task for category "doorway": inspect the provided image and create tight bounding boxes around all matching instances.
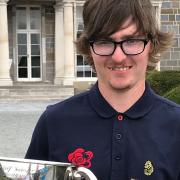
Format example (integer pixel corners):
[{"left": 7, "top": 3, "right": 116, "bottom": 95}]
[{"left": 16, "top": 6, "right": 41, "bottom": 81}]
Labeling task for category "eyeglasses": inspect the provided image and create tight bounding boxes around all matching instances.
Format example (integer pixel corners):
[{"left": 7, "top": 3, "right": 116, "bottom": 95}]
[{"left": 89, "top": 38, "right": 149, "bottom": 56}]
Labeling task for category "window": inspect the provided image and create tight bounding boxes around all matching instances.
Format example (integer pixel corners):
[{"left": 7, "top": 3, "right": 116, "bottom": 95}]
[
  {"left": 16, "top": 6, "right": 41, "bottom": 80},
  {"left": 151, "top": 1, "right": 162, "bottom": 71},
  {"left": 75, "top": 6, "right": 96, "bottom": 78},
  {"left": 76, "top": 55, "right": 96, "bottom": 77}
]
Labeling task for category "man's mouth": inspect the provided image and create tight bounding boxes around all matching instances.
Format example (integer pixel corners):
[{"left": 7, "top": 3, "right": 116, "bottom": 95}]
[{"left": 108, "top": 66, "right": 131, "bottom": 71}]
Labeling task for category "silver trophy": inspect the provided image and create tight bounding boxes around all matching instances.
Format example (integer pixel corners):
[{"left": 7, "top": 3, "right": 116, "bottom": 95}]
[{"left": 0, "top": 157, "right": 97, "bottom": 180}]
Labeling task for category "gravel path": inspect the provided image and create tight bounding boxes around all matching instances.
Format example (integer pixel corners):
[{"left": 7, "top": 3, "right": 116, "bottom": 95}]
[{"left": 0, "top": 100, "right": 60, "bottom": 158}]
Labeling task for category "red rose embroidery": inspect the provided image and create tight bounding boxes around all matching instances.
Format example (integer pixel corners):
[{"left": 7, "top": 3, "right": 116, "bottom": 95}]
[{"left": 68, "top": 148, "right": 94, "bottom": 168}]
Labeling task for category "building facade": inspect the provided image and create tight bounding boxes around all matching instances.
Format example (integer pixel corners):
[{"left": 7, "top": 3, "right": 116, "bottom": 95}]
[{"left": 0, "top": 0, "right": 179, "bottom": 87}]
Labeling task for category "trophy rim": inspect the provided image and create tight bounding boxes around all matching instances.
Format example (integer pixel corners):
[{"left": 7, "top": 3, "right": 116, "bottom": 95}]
[{"left": 0, "top": 156, "right": 72, "bottom": 167}]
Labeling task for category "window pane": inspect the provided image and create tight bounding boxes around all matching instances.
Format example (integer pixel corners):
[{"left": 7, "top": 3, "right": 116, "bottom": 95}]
[
  {"left": 31, "top": 45, "right": 40, "bottom": 55},
  {"left": 30, "top": 7, "right": 41, "bottom": 30},
  {"left": 32, "top": 67, "right": 40, "bottom": 78},
  {"left": 18, "top": 68, "right": 27, "bottom": 78},
  {"left": 18, "top": 45, "right": 27, "bottom": 55},
  {"left": 31, "top": 34, "right": 40, "bottom": 44},
  {"left": 31, "top": 56, "right": 40, "bottom": 66},
  {"left": 77, "top": 22, "right": 83, "bottom": 31},
  {"left": 16, "top": 7, "right": 27, "bottom": 29},
  {"left": 77, "top": 31, "right": 82, "bottom": 38},
  {"left": 77, "top": 71, "right": 84, "bottom": 77},
  {"left": 18, "top": 34, "right": 27, "bottom": 44},
  {"left": 85, "top": 71, "right": 91, "bottom": 77},
  {"left": 77, "top": 55, "right": 83, "bottom": 65},
  {"left": 18, "top": 56, "right": 27, "bottom": 67}
]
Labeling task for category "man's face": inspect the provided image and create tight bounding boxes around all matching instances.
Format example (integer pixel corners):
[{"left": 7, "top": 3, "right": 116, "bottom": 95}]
[{"left": 90, "top": 18, "right": 151, "bottom": 92}]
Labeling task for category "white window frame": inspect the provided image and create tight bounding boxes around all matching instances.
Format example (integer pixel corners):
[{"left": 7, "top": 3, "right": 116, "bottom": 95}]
[
  {"left": 15, "top": 5, "right": 42, "bottom": 81},
  {"left": 74, "top": 2, "right": 97, "bottom": 81}
]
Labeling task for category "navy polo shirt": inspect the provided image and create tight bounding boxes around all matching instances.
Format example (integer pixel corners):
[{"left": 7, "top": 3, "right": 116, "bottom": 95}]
[{"left": 25, "top": 82, "right": 180, "bottom": 180}]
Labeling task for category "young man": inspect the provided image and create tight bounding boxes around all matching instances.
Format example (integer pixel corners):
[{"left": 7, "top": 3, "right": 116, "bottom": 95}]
[{"left": 26, "top": 0, "right": 180, "bottom": 179}]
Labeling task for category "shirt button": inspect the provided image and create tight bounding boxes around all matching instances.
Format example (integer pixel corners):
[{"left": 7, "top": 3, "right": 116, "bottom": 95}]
[
  {"left": 117, "top": 114, "right": 123, "bottom": 121},
  {"left": 116, "top": 133, "right": 122, "bottom": 140},
  {"left": 115, "top": 155, "right": 121, "bottom": 161}
]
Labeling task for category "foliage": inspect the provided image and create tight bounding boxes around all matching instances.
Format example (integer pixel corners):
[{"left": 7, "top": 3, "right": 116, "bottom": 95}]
[
  {"left": 146, "top": 71, "right": 180, "bottom": 104},
  {"left": 146, "top": 71, "right": 180, "bottom": 94},
  {"left": 163, "top": 86, "right": 180, "bottom": 104}
]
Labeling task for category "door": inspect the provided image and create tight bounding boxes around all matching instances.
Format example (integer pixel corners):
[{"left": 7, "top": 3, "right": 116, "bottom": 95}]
[{"left": 16, "top": 6, "right": 41, "bottom": 81}]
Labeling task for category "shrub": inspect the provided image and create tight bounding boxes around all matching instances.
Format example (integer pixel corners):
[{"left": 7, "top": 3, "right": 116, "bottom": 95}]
[
  {"left": 163, "top": 86, "right": 180, "bottom": 104},
  {"left": 146, "top": 71, "right": 180, "bottom": 95}
]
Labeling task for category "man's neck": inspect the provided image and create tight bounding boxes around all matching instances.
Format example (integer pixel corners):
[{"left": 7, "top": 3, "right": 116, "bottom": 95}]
[{"left": 98, "top": 81, "right": 146, "bottom": 113}]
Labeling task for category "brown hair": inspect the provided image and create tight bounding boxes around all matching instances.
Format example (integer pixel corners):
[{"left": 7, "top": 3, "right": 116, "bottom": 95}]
[{"left": 76, "top": 0, "right": 173, "bottom": 70}]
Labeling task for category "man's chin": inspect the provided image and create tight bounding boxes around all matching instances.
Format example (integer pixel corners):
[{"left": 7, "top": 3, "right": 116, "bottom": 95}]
[{"left": 110, "top": 83, "right": 132, "bottom": 92}]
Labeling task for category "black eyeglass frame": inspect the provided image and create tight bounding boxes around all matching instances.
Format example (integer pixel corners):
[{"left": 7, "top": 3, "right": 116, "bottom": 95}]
[{"left": 89, "top": 38, "right": 149, "bottom": 56}]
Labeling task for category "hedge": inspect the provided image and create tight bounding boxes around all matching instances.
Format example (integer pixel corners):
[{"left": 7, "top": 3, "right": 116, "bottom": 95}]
[
  {"left": 146, "top": 71, "right": 180, "bottom": 94},
  {"left": 163, "top": 86, "right": 180, "bottom": 104},
  {"left": 146, "top": 71, "right": 180, "bottom": 104}
]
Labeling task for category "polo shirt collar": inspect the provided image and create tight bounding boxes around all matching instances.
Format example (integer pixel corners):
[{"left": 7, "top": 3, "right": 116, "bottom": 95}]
[{"left": 88, "top": 81, "right": 155, "bottom": 119}]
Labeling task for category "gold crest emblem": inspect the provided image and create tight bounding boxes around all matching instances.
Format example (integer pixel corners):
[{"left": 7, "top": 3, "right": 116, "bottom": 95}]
[{"left": 144, "top": 160, "right": 154, "bottom": 176}]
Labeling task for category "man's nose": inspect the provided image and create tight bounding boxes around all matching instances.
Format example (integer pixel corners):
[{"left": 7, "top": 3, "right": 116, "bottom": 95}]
[{"left": 111, "top": 45, "right": 127, "bottom": 62}]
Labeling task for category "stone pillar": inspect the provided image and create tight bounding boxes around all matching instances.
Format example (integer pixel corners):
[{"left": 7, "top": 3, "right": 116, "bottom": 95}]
[
  {"left": 63, "top": 1, "right": 75, "bottom": 86},
  {"left": 0, "top": 0, "right": 12, "bottom": 86},
  {"left": 54, "top": 2, "right": 65, "bottom": 85}
]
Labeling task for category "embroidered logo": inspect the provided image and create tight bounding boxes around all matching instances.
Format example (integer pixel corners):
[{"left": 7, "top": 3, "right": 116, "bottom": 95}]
[
  {"left": 144, "top": 160, "right": 154, "bottom": 176},
  {"left": 68, "top": 148, "right": 94, "bottom": 168}
]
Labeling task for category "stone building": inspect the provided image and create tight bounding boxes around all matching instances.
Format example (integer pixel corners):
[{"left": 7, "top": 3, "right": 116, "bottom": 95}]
[
  {"left": 160, "top": 0, "right": 180, "bottom": 71},
  {"left": 0, "top": 0, "right": 179, "bottom": 90}
]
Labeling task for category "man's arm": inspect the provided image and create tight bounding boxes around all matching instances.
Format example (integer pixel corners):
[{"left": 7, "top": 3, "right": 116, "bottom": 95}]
[{"left": 25, "top": 111, "right": 49, "bottom": 161}]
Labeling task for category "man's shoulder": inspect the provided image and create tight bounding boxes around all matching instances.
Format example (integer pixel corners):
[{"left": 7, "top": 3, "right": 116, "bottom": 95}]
[
  {"left": 46, "top": 90, "right": 90, "bottom": 114},
  {"left": 32, "top": 90, "right": 93, "bottom": 133},
  {"left": 149, "top": 94, "right": 180, "bottom": 132},
  {"left": 153, "top": 93, "right": 180, "bottom": 113},
  {"left": 154, "top": 93, "right": 179, "bottom": 107}
]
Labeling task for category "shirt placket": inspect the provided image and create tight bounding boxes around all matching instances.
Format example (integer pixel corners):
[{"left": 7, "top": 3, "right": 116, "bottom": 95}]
[{"left": 111, "top": 113, "right": 126, "bottom": 180}]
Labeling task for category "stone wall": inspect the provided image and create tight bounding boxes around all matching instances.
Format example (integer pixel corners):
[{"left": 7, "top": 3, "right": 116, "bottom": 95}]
[{"left": 160, "top": 0, "right": 180, "bottom": 71}]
